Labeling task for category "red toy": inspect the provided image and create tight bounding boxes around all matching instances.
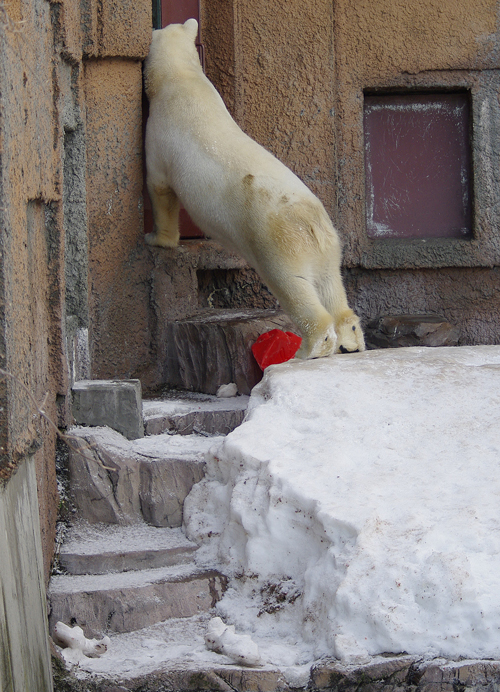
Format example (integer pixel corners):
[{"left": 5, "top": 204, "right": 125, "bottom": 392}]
[{"left": 251, "top": 329, "right": 302, "bottom": 370}]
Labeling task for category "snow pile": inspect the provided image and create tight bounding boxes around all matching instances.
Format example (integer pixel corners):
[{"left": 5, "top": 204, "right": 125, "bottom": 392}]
[{"left": 185, "top": 346, "right": 500, "bottom": 664}]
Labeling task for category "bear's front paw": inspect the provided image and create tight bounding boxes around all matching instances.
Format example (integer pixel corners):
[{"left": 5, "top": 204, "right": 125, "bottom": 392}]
[
  {"left": 336, "top": 313, "right": 365, "bottom": 353},
  {"left": 145, "top": 231, "right": 179, "bottom": 248},
  {"left": 296, "top": 324, "right": 337, "bottom": 359}
]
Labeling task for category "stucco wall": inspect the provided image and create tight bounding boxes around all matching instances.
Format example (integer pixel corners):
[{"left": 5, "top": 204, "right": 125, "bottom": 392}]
[
  {"left": 0, "top": 0, "right": 65, "bottom": 580},
  {"left": 0, "top": 0, "right": 151, "bottom": 573},
  {"left": 85, "top": 58, "right": 155, "bottom": 385}
]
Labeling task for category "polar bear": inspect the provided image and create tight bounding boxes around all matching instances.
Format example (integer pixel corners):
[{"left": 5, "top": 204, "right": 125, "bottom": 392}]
[{"left": 144, "top": 19, "right": 365, "bottom": 358}]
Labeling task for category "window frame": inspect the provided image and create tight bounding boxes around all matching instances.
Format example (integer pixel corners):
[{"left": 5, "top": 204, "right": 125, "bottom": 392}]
[
  {"left": 335, "top": 75, "right": 500, "bottom": 270},
  {"left": 363, "top": 90, "right": 473, "bottom": 242}
]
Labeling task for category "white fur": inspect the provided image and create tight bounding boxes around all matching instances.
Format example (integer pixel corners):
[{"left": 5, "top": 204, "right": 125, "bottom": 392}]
[{"left": 144, "top": 20, "right": 365, "bottom": 358}]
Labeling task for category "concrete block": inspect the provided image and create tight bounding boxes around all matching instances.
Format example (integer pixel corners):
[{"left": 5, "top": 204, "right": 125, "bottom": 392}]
[
  {"left": 72, "top": 379, "right": 144, "bottom": 440},
  {"left": 0, "top": 459, "right": 53, "bottom": 692}
]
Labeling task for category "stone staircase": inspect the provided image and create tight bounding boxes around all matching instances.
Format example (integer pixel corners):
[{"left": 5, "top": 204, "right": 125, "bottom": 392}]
[{"left": 49, "top": 388, "right": 247, "bottom": 689}]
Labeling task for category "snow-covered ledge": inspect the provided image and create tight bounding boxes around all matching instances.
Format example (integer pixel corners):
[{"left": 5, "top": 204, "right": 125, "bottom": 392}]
[{"left": 185, "top": 346, "right": 500, "bottom": 667}]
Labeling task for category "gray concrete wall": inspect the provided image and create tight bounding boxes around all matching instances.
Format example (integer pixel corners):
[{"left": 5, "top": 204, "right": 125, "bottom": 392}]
[{"left": 0, "top": 459, "right": 52, "bottom": 692}]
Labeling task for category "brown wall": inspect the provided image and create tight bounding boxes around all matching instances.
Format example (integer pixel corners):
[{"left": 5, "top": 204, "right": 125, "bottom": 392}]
[
  {"left": 85, "top": 58, "right": 155, "bottom": 385},
  {"left": 334, "top": 0, "right": 500, "bottom": 341},
  {"left": 0, "top": 0, "right": 66, "bottom": 577}
]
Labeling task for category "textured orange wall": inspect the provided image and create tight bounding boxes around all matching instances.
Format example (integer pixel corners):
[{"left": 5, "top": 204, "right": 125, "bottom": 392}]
[
  {"left": 234, "top": 0, "right": 336, "bottom": 207},
  {"left": 0, "top": 0, "right": 66, "bottom": 576},
  {"left": 332, "top": 0, "right": 500, "bottom": 267},
  {"left": 84, "top": 59, "right": 155, "bottom": 385},
  {"left": 335, "top": 0, "right": 497, "bottom": 82}
]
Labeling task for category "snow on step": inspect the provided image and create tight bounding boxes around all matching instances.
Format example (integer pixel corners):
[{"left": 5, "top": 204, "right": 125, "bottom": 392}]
[
  {"left": 143, "top": 392, "right": 249, "bottom": 436},
  {"left": 60, "top": 613, "right": 307, "bottom": 686},
  {"left": 48, "top": 562, "right": 226, "bottom": 637},
  {"left": 59, "top": 523, "right": 197, "bottom": 575},
  {"left": 67, "top": 426, "right": 223, "bottom": 527}
]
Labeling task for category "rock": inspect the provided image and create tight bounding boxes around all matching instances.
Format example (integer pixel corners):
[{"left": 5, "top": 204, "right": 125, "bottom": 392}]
[
  {"left": 48, "top": 564, "right": 225, "bottom": 637},
  {"left": 59, "top": 523, "right": 198, "bottom": 575},
  {"left": 139, "top": 455, "right": 205, "bottom": 528},
  {"left": 311, "top": 655, "right": 417, "bottom": 689},
  {"left": 365, "top": 314, "right": 460, "bottom": 350},
  {"left": 67, "top": 427, "right": 218, "bottom": 527},
  {"left": 142, "top": 393, "right": 249, "bottom": 436},
  {"left": 72, "top": 379, "right": 144, "bottom": 440},
  {"left": 165, "top": 308, "right": 295, "bottom": 395},
  {"left": 67, "top": 430, "right": 142, "bottom": 525}
]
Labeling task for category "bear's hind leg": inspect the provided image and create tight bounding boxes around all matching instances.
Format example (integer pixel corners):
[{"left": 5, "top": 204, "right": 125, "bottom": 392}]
[{"left": 145, "top": 183, "right": 181, "bottom": 248}]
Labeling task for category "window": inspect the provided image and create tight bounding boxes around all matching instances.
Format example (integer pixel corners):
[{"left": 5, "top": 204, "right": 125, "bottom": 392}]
[{"left": 364, "top": 92, "right": 472, "bottom": 240}]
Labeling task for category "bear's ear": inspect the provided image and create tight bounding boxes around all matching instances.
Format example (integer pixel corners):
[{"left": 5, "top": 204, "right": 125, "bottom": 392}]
[{"left": 184, "top": 18, "right": 198, "bottom": 39}]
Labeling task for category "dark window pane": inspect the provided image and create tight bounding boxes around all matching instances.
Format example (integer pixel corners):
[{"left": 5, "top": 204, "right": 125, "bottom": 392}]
[
  {"left": 160, "top": 0, "right": 199, "bottom": 25},
  {"left": 364, "top": 93, "right": 472, "bottom": 240}
]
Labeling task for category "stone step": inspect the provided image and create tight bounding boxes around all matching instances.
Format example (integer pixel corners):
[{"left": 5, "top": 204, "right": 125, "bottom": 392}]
[
  {"left": 67, "top": 426, "right": 222, "bottom": 528},
  {"left": 142, "top": 391, "right": 249, "bottom": 436},
  {"left": 51, "top": 614, "right": 494, "bottom": 692},
  {"left": 165, "top": 308, "right": 295, "bottom": 395},
  {"left": 58, "top": 523, "right": 198, "bottom": 575},
  {"left": 48, "top": 563, "right": 226, "bottom": 638}
]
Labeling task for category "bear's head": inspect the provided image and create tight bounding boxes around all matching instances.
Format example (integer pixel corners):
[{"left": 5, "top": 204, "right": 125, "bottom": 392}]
[{"left": 144, "top": 18, "right": 200, "bottom": 100}]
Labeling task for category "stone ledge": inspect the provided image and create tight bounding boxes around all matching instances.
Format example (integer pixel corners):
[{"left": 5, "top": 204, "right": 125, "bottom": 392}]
[
  {"left": 51, "top": 656, "right": 500, "bottom": 692},
  {"left": 149, "top": 239, "right": 249, "bottom": 271},
  {"left": 365, "top": 314, "right": 460, "bottom": 350},
  {"left": 165, "top": 308, "right": 295, "bottom": 395}
]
